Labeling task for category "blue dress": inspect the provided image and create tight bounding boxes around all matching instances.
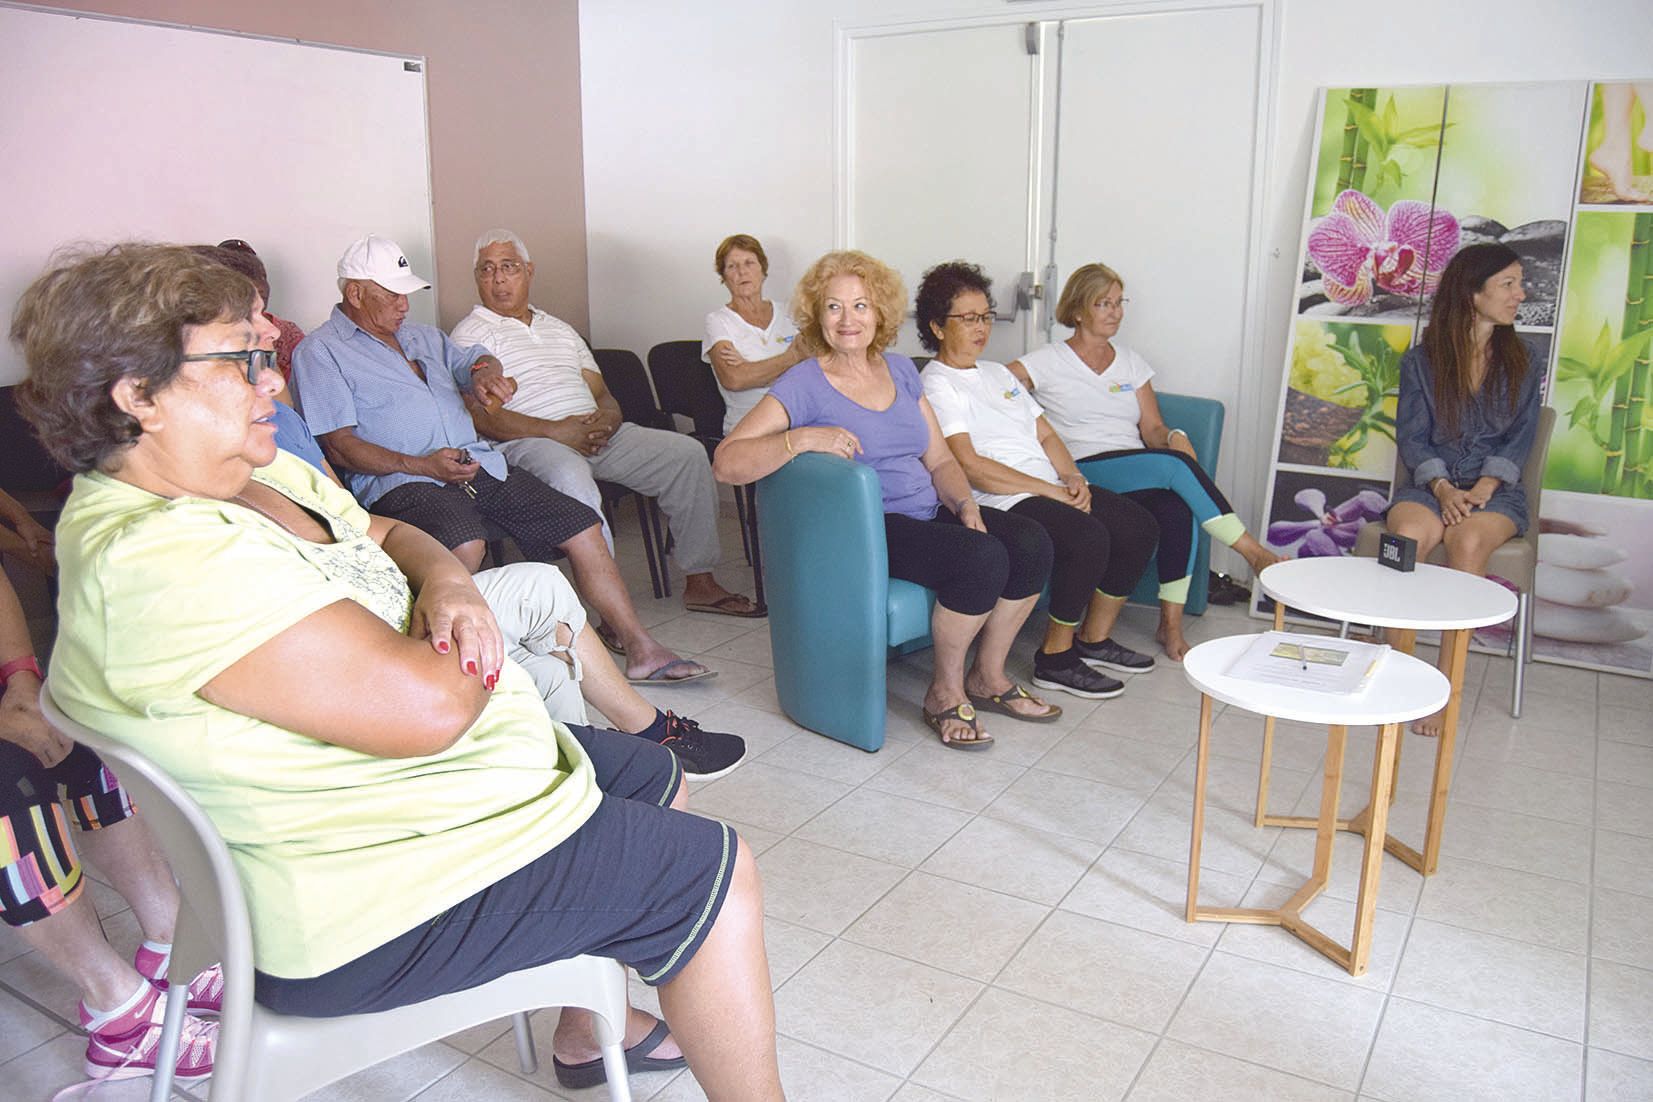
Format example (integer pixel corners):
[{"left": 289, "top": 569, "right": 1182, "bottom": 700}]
[{"left": 1387, "top": 342, "right": 1541, "bottom": 535}]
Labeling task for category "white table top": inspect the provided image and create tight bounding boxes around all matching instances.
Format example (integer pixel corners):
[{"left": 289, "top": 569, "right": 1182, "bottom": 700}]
[
  {"left": 1258, "top": 557, "right": 1517, "bottom": 631},
  {"left": 1183, "top": 633, "right": 1450, "bottom": 725}
]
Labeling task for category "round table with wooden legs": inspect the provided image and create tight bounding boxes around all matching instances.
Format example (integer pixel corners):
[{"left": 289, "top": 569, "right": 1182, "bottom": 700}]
[
  {"left": 1184, "top": 632, "right": 1450, "bottom": 975},
  {"left": 1255, "top": 557, "right": 1517, "bottom": 876}
]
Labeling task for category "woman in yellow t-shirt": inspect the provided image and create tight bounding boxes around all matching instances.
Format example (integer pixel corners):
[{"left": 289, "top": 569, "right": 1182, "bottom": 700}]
[{"left": 15, "top": 244, "right": 781, "bottom": 1101}]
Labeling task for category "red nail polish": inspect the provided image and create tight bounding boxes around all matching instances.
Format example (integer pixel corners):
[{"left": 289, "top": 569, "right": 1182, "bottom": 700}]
[
  {"left": 486, "top": 673, "right": 498, "bottom": 690},
  {"left": 437, "top": 641, "right": 450, "bottom": 653},
  {"left": 465, "top": 660, "right": 478, "bottom": 675}
]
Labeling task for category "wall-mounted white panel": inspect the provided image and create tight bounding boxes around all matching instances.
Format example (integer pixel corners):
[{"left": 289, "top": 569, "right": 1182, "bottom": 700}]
[{"left": 0, "top": 5, "right": 435, "bottom": 384}]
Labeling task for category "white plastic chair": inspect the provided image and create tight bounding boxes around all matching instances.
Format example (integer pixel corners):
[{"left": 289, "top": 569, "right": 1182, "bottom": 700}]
[{"left": 40, "top": 685, "right": 634, "bottom": 1102}]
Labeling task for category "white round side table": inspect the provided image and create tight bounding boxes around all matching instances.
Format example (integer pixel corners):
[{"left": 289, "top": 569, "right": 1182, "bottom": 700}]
[
  {"left": 1183, "top": 633, "right": 1449, "bottom": 976},
  {"left": 1256, "top": 558, "right": 1516, "bottom": 876}
]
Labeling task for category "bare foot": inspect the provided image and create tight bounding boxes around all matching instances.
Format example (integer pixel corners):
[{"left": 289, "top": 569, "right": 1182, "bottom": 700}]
[
  {"left": 1236, "top": 533, "right": 1284, "bottom": 575},
  {"left": 1411, "top": 710, "right": 1443, "bottom": 738},
  {"left": 1588, "top": 145, "right": 1652, "bottom": 202},
  {"left": 1156, "top": 625, "right": 1191, "bottom": 662}
]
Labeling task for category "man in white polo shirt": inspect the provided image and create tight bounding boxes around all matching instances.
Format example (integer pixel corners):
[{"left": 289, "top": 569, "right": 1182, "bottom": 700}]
[{"left": 452, "top": 229, "right": 761, "bottom": 618}]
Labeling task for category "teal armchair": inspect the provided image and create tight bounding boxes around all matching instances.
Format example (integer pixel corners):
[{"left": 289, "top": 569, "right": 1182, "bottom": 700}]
[{"left": 1077, "top": 392, "right": 1225, "bottom": 616}]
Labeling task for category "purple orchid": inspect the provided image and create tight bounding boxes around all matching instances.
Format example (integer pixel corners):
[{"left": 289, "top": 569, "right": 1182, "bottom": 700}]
[
  {"left": 1267, "top": 487, "right": 1389, "bottom": 558},
  {"left": 1306, "top": 189, "right": 1460, "bottom": 306}
]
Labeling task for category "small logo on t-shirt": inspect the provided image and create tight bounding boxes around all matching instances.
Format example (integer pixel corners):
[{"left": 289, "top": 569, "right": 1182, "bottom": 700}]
[
  {"left": 1107, "top": 381, "right": 1135, "bottom": 394},
  {"left": 1003, "top": 386, "right": 1022, "bottom": 400}
]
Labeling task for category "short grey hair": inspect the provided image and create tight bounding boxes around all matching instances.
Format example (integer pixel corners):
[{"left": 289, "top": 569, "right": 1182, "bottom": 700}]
[{"left": 474, "top": 229, "right": 532, "bottom": 267}]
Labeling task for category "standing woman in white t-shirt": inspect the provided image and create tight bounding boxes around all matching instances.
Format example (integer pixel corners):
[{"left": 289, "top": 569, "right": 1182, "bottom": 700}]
[
  {"left": 701, "top": 235, "right": 806, "bottom": 435},
  {"left": 1008, "top": 263, "right": 1279, "bottom": 660}
]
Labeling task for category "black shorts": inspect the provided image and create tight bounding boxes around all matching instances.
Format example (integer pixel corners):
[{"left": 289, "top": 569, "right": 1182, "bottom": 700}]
[
  {"left": 371, "top": 468, "right": 601, "bottom": 561},
  {"left": 253, "top": 725, "right": 736, "bottom": 1015}
]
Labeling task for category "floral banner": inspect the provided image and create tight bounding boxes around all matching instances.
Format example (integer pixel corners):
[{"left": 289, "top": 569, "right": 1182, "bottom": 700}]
[{"left": 1257, "top": 80, "right": 1653, "bottom": 679}]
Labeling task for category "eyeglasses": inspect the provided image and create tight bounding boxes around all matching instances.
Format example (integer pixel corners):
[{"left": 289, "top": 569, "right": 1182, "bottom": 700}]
[
  {"left": 1097, "top": 298, "right": 1130, "bottom": 312},
  {"left": 181, "top": 348, "right": 278, "bottom": 385},
  {"left": 945, "top": 312, "right": 996, "bottom": 327},
  {"left": 475, "top": 260, "right": 525, "bottom": 278}
]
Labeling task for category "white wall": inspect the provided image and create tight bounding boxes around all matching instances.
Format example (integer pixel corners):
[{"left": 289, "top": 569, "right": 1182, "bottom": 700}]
[{"left": 580, "top": 0, "right": 1653, "bottom": 538}]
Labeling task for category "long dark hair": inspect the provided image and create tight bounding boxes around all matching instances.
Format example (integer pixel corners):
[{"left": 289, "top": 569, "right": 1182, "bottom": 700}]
[{"left": 1421, "top": 243, "right": 1527, "bottom": 436}]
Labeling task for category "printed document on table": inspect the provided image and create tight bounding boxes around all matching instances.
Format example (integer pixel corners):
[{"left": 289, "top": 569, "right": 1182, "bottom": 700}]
[{"left": 1226, "top": 631, "right": 1389, "bottom": 695}]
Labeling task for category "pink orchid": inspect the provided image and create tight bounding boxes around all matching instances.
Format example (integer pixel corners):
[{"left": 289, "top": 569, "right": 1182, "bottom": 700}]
[{"left": 1306, "top": 190, "right": 1460, "bottom": 306}]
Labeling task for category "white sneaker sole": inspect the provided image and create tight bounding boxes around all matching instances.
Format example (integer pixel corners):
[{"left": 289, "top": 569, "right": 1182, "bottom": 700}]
[
  {"left": 1032, "top": 673, "right": 1125, "bottom": 700},
  {"left": 1078, "top": 655, "right": 1156, "bottom": 675}
]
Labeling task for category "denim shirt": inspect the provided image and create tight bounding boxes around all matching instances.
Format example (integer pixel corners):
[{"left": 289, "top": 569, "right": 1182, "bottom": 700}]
[
  {"left": 291, "top": 307, "right": 503, "bottom": 508},
  {"left": 1394, "top": 342, "right": 1541, "bottom": 490}
]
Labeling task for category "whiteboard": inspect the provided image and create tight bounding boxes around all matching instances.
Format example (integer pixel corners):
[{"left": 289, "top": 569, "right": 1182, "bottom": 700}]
[{"left": 0, "top": 4, "right": 436, "bottom": 385}]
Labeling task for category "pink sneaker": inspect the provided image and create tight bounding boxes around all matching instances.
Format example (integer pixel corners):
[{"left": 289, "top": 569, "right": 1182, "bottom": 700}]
[
  {"left": 79, "top": 985, "right": 217, "bottom": 1083},
  {"left": 134, "top": 943, "right": 224, "bottom": 1015}
]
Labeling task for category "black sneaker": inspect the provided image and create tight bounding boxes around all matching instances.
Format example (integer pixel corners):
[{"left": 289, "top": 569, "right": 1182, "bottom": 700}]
[
  {"left": 1075, "top": 637, "right": 1157, "bottom": 674},
  {"left": 1031, "top": 650, "right": 1125, "bottom": 700},
  {"left": 649, "top": 712, "right": 747, "bottom": 780}
]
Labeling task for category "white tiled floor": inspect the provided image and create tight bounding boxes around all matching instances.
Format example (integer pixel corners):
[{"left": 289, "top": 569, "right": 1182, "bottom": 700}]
[{"left": 3, "top": 502, "right": 1650, "bottom": 1100}]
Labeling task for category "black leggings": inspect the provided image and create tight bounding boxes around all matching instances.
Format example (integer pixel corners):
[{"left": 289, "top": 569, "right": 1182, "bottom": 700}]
[
  {"left": 1125, "top": 489, "right": 1196, "bottom": 588},
  {"left": 884, "top": 505, "right": 1053, "bottom": 616},
  {"left": 1009, "top": 488, "right": 1159, "bottom": 625}
]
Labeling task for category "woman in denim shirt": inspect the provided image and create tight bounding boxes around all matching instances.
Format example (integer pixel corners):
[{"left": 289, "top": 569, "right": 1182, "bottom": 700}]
[{"left": 1388, "top": 242, "right": 1541, "bottom": 733}]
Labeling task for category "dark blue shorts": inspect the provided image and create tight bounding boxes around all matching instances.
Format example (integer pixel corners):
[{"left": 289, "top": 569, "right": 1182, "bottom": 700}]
[{"left": 253, "top": 724, "right": 736, "bottom": 1016}]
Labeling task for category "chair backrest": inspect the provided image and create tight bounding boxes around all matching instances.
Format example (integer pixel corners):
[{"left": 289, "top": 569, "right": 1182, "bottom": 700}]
[
  {"left": 647, "top": 340, "right": 726, "bottom": 439},
  {"left": 592, "top": 347, "right": 672, "bottom": 430},
  {"left": 38, "top": 685, "right": 258, "bottom": 1080}
]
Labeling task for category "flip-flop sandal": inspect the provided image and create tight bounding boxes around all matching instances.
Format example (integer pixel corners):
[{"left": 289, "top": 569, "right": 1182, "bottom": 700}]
[
  {"left": 684, "top": 594, "right": 766, "bottom": 618},
  {"left": 553, "top": 1018, "right": 687, "bottom": 1090},
  {"left": 967, "top": 682, "right": 1063, "bottom": 722},
  {"left": 922, "top": 702, "right": 994, "bottom": 750},
  {"left": 626, "top": 658, "right": 718, "bottom": 685},
  {"left": 592, "top": 619, "right": 626, "bottom": 656}
]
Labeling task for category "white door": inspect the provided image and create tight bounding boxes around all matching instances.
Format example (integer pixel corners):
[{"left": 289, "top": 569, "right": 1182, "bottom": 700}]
[
  {"left": 1046, "top": 6, "right": 1265, "bottom": 493},
  {"left": 846, "top": 22, "right": 1043, "bottom": 362}
]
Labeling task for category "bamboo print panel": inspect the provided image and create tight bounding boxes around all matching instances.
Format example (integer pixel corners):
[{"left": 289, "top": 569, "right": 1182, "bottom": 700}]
[{"left": 1259, "top": 79, "right": 1653, "bottom": 678}]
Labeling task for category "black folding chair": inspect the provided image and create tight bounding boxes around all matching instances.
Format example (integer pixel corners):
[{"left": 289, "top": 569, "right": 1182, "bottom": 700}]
[{"left": 645, "top": 341, "right": 764, "bottom": 611}]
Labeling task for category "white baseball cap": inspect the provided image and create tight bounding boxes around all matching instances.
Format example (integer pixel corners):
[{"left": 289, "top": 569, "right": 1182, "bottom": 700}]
[{"left": 337, "top": 234, "right": 430, "bottom": 294}]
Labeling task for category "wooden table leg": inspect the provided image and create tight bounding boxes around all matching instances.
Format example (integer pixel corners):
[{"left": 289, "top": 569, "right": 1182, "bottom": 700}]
[
  {"left": 1186, "top": 693, "right": 1214, "bottom": 922},
  {"left": 1255, "top": 602, "right": 1288, "bottom": 825},
  {"left": 1308, "top": 725, "right": 1347, "bottom": 888},
  {"left": 1349, "top": 722, "right": 1401, "bottom": 975},
  {"left": 1420, "top": 627, "right": 1471, "bottom": 874}
]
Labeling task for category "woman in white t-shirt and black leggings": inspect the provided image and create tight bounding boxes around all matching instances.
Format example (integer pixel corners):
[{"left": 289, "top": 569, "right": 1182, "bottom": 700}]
[
  {"left": 701, "top": 234, "right": 806, "bottom": 435},
  {"left": 917, "top": 262, "right": 1159, "bottom": 701},
  {"left": 1007, "top": 263, "right": 1279, "bottom": 661}
]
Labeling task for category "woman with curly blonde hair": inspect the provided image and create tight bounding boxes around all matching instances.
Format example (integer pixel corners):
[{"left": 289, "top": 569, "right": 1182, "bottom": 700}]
[{"left": 716, "top": 251, "right": 1058, "bottom": 750}]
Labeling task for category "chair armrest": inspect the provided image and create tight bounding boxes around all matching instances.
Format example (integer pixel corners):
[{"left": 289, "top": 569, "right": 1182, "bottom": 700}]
[
  {"left": 1154, "top": 392, "right": 1224, "bottom": 472},
  {"left": 756, "top": 454, "right": 892, "bottom": 748}
]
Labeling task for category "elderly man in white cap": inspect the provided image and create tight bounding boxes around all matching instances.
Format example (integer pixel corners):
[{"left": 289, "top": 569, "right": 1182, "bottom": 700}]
[
  {"left": 292, "top": 235, "right": 716, "bottom": 686},
  {"left": 453, "top": 229, "right": 761, "bottom": 618}
]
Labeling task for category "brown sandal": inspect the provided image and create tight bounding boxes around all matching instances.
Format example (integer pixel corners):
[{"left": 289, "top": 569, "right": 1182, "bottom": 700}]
[
  {"left": 922, "top": 702, "right": 994, "bottom": 750},
  {"left": 968, "top": 682, "right": 1062, "bottom": 722}
]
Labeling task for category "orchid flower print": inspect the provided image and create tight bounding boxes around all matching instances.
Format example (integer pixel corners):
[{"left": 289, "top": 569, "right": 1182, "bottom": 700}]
[
  {"left": 1267, "top": 487, "right": 1389, "bottom": 558},
  {"left": 1307, "top": 189, "right": 1461, "bottom": 306}
]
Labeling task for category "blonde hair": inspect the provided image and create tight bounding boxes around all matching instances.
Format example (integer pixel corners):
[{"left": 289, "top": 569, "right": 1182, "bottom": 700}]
[
  {"left": 790, "top": 250, "right": 907, "bottom": 356},
  {"left": 1054, "top": 262, "right": 1124, "bottom": 329},
  {"left": 714, "top": 234, "right": 768, "bottom": 278}
]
